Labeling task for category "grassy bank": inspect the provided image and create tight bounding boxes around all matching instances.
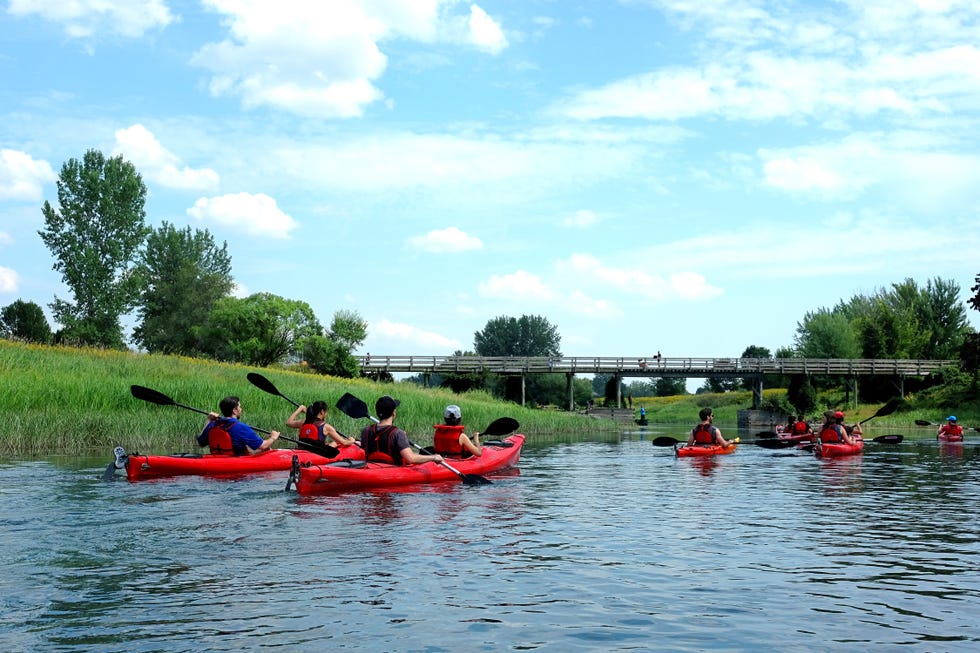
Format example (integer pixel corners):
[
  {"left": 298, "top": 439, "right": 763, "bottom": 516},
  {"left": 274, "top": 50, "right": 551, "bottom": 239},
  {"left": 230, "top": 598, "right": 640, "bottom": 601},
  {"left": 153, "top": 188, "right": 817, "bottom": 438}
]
[{"left": 0, "top": 341, "right": 622, "bottom": 457}]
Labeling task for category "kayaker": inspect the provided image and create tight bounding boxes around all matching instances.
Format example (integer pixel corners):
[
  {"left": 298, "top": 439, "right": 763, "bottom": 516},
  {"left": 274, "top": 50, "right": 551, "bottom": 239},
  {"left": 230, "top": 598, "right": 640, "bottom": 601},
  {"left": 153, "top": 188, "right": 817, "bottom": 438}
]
[
  {"left": 361, "top": 395, "right": 444, "bottom": 466},
  {"left": 432, "top": 404, "right": 482, "bottom": 458},
  {"left": 197, "top": 396, "right": 280, "bottom": 455},
  {"left": 937, "top": 416, "right": 963, "bottom": 439},
  {"left": 791, "top": 415, "right": 812, "bottom": 436},
  {"left": 819, "top": 410, "right": 856, "bottom": 446},
  {"left": 686, "top": 407, "right": 733, "bottom": 448},
  {"left": 286, "top": 400, "right": 356, "bottom": 448},
  {"left": 836, "top": 410, "right": 863, "bottom": 438}
]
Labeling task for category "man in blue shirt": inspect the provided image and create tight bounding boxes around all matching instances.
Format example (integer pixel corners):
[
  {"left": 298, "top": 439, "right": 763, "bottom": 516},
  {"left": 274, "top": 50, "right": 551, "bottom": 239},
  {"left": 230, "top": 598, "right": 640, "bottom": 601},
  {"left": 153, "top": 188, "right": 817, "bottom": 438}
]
[{"left": 197, "top": 396, "right": 280, "bottom": 455}]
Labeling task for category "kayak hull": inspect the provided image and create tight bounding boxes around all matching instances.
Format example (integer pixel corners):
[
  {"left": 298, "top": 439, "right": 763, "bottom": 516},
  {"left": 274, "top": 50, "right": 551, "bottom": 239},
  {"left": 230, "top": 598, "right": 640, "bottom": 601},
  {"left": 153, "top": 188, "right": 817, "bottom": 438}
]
[
  {"left": 124, "top": 444, "right": 364, "bottom": 482},
  {"left": 294, "top": 434, "right": 525, "bottom": 494},
  {"left": 938, "top": 433, "right": 964, "bottom": 443},
  {"left": 778, "top": 432, "right": 814, "bottom": 444},
  {"left": 814, "top": 439, "right": 864, "bottom": 458},
  {"left": 675, "top": 443, "right": 737, "bottom": 457}
]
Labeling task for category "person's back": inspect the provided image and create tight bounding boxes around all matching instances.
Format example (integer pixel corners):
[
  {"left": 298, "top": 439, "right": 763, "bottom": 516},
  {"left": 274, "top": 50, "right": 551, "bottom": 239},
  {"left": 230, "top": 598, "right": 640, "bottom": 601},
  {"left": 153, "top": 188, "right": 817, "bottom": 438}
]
[{"left": 432, "top": 405, "right": 481, "bottom": 458}]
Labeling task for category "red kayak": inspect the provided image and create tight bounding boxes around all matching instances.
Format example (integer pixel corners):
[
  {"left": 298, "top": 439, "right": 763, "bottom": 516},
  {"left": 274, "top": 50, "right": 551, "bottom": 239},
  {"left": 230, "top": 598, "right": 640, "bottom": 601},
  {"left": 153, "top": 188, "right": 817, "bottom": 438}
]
[
  {"left": 814, "top": 438, "right": 864, "bottom": 458},
  {"left": 675, "top": 441, "right": 738, "bottom": 457},
  {"left": 121, "top": 444, "right": 365, "bottom": 482},
  {"left": 938, "top": 432, "right": 964, "bottom": 443},
  {"left": 778, "top": 432, "right": 814, "bottom": 444},
  {"left": 293, "top": 435, "right": 525, "bottom": 494}
]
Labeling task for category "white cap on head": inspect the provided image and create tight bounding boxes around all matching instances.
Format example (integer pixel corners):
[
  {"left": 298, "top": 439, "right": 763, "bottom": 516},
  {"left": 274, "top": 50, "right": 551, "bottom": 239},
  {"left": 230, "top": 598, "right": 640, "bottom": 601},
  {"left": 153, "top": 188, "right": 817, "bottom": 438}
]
[{"left": 444, "top": 405, "right": 461, "bottom": 420}]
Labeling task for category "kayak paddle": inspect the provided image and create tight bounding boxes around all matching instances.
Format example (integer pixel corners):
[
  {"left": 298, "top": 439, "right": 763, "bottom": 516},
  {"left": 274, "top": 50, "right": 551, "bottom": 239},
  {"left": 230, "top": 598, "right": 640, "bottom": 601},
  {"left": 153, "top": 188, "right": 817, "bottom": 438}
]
[
  {"left": 334, "top": 392, "right": 492, "bottom": 486},
  {"left": 246, "top": 371, "right": 357, "bottom": 445},
  {"left": 799, "top": 434, "right": 904, "bottom": 452},
  {"left": 652, "top": 435, "right": 743, "bottom": 447},
  {"left": 129, "top": 384, "right": 338, "bottom": 458}
]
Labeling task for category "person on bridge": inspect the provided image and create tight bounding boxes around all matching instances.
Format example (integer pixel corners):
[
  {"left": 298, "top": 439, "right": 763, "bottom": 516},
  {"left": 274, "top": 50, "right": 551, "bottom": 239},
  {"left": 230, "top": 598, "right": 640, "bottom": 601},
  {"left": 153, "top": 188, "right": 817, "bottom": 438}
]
[
  {"left": 686, "top": 407, "right": 733, "bottom": 448},
  {"left": 432, "top": 404, "right": 482, "bottom": 458}
]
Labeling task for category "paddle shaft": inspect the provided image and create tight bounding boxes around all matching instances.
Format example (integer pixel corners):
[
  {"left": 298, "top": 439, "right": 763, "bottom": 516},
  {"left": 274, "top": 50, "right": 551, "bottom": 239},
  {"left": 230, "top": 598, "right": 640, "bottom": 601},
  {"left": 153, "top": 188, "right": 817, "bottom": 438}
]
[{"left": 246, "top": 371, "right": 353, "bottom": 446}]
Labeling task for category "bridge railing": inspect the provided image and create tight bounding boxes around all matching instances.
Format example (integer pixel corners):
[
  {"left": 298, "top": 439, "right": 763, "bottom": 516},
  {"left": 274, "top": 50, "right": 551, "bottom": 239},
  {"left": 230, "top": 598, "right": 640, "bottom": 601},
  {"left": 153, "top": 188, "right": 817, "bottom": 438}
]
[{"left": 358, "top": 356, "right": 957, "bottom": 376}]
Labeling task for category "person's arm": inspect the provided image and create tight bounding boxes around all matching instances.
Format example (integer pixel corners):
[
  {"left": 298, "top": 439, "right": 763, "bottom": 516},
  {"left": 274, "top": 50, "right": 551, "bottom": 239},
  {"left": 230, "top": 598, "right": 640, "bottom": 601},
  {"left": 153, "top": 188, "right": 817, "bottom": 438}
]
[
  {"left": 240, "top": 423, "right": 280, "bottom": 454},
  {"left": 285, "top": 405, "right": 306, "bottom": 429},
  {"left": 461, "top": 432, "right": 482, "bottom": 457},
  {"left": 324, "top": 423, "right": 356, "bottom": 447},
  {"left": 251, "top": 431, "right": 280, "bottom": 453},
  {"left": 197, "top": 413, "right": 219, "bottom": 447},
  {"left": 715, "top": 428, "right": 731, "bottom": 447},
  {"left": 686, "top": 429, "right": 696, "bottom": 446},
  {"left": 851, "top": 423, "right": 863, "bottom": 437},
  {"left": 400, "top": 446, "right": 443, "bottom": 465}
]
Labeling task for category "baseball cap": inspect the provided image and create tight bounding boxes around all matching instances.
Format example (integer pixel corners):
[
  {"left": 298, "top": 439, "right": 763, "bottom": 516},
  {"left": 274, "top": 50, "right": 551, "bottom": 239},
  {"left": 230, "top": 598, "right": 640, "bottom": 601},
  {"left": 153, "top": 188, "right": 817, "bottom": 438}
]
[
  {"left": 834, "top": 411, "right": 844, "bottom": 419},
  {"left": 376, "top": 395, "right": 400, "bottom": 418},
  {"left": 947, "top": 415, "right": 957, "bottom": 422},
  {"left": 444, "top": 405, "right": 462, "bottom": 420}
]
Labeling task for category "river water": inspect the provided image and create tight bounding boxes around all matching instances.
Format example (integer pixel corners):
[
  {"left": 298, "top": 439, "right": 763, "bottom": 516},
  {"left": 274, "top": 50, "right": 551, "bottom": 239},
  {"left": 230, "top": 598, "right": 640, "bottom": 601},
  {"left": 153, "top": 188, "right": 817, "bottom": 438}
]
[{"left": 1, "top": 428, "right": 979, "bottom": 652}]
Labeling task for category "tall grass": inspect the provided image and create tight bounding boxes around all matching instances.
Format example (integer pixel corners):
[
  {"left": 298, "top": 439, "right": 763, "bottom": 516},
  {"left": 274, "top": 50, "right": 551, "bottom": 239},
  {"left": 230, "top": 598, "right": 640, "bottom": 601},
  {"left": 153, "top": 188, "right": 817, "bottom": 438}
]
[{"left": 0, "top": 341, "right": 619, "bottom": 457}]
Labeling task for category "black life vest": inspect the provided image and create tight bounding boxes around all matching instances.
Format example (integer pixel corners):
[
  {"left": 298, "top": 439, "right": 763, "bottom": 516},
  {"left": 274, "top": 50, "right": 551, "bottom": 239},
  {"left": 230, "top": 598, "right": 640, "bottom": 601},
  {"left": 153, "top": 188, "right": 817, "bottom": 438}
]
[{"left": 362, "top": 424, "right": 404, "bottom": 465}]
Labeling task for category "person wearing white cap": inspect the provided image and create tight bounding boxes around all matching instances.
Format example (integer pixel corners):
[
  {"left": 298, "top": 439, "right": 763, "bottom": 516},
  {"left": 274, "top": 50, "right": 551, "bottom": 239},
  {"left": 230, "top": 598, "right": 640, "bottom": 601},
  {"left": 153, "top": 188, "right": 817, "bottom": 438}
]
[
  {"left": 937, "top": 416, "right": 963, "bottom": 440},
  {"left": 432, "top": 404, "right": 482, "bottom": 458}
]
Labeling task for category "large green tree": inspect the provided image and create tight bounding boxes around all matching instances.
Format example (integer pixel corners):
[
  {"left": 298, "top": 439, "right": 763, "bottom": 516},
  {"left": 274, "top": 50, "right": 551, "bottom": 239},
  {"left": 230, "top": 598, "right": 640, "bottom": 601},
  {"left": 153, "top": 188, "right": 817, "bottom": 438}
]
[
  {"left": 304, "top": 309, "right": 368, "bottom": 378},
  {"left": 38, "top": 149, "right": 149, "bottom": 348},
  {"left": 0, "top": 300, "right": 52, "bottom": 343},
  {"left": 132, "top": 222, "right": 233, "bottom": 355},
  {"left": 199, "top": 292, "right": 322, "bottom": 367},
  {"left": 474, "top": 314, "right": 561, "bottom": 357},
  {"left": 794, "top": 308, "right": 861, "bottom": 358}
]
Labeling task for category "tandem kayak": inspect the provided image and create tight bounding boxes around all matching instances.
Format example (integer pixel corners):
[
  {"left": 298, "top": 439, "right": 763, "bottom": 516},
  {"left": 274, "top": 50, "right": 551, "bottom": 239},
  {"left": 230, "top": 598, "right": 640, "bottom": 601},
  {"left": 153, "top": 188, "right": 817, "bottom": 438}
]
[
  {"left": 813, "top": 438, "right": 864, "bottom": 458},
  {"left": 292, "top": 434, "right": 525, "bottom": 494},
  {"left": 675, "top": 441, "right": 738, "bottom": 457},
  {"left": 117, "top": 444, "right": 365, "bottom": 482}
]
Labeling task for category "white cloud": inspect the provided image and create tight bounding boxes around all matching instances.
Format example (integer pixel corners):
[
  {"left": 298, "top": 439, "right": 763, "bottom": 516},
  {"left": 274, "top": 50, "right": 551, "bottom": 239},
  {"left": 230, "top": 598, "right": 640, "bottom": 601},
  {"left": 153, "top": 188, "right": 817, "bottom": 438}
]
[
  {"left": 478, "top": 270, "right": 554, "bottom": 301},
  {"left": 187, "top": 193, "right": 298, "bottom": 239},
  {"left": 371, "top": 318, "right": 461, "bottom": 349},
  {"left": 0, "top": 149, "right": 56, "bottom": 201},
  {"left": 466, "top": 4, "right": 508, "bottom": 54},
  {"left": 8, "top": 0, "right": 174, "bottom": 38},
  {"left": 114, "top": 124, "right": 219, "bottom": 191},
  {"left": 0, "top": 266, "right": 19, "bottom": 293},
  {"left": 0, "top": 232, "right": 13, "bottom": 245},
  {"left": 562, "top": 209, "right": 599, "bottom": 228},
  {"left": 192, "top": 1, "right": 507, "bottom": 118},
  {"left": 557, "top": 253, "right": 723, "bottom": 302},
  {"left": 409, "top": 226, "right": 483, "bottom": 252}
]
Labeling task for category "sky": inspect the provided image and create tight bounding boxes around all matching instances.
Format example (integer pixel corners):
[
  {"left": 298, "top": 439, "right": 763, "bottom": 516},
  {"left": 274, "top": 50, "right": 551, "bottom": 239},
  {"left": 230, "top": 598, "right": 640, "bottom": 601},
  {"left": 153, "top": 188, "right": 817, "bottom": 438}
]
[{"left": 1, "top": 0, "right": 979, "bottom": 374}]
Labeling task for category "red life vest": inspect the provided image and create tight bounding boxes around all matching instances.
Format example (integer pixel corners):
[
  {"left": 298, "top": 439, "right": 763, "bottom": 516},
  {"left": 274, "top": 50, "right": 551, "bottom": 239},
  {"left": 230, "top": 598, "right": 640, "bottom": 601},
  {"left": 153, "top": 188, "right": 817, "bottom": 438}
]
[
  {"left": 208, "top": 421, "right": 234, "bottom": 456},
  {"left": 299, "top": 421, "right": 324, "bottom": 444},
  {"left": 692, "top": 423, "right": 717, "bottom": 445},
  {"left": 940, "top": 424, "right": 963, "bottom": 437},
  {"left": 433, "top": 424, "right": 466, "bottom": 455},
  {"left": 819, "top": 424, "right": 846, "bottom": 444},
  {"left": 362, "top": 424, "right": 402, "bottom": 465},
  {"left": 792, "top": 421, "right": 809, "bottom": 435}
]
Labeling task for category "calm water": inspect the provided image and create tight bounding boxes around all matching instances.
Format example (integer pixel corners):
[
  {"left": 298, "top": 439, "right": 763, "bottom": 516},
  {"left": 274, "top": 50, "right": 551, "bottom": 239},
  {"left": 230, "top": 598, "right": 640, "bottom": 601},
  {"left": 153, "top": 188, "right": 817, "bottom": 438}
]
[{"left": 2, "top": 428, "right": 979, "bottom": 652}]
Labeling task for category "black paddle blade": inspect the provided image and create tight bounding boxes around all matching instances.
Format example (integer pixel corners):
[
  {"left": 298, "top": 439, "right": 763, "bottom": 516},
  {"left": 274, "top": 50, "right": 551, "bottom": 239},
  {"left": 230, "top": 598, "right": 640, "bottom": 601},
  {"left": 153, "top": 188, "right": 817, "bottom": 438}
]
[
  {"left": 482, "top": 417, "right": 519, "bottom": 437},
  {"left": 296, "top": 439, "right": 340, "bottom": 459},
  {"left": 461, "top": 473, "right": 492, "bottom": 486},
  {"left": 756, "top": 431, "right": 778, "bottom": 439},
  {"left": 130, "top": 384, "right": 176, "bottom": 407},
  {"left": 754, "top": 439, "right": 797, "bottom": 449},
  {"left": 914, "top": 419, "right": 933, "bottom": 426},
  {"left": 247, "top": 372, "right": 279, "bottom": 395},
  {"left": 336, "top": 392, "right": 370, "bottom": 420},
  {"left": 872, "top": 434, "right": 904, "bottom": 444},
  {"left": 652, "top": 436, "right": 682, "bottom": 447}
]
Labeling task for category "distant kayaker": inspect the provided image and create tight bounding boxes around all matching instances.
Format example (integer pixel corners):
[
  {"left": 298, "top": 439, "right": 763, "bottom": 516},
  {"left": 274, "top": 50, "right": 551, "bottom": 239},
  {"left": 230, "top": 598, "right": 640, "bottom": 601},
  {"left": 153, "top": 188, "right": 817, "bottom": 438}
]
[
  {"left": 432, "top": 404, "right": 482, "bottom": 458},
  {"left": 197, "top": 396, "right": 280, "bottom": 455},
  {"left": 285, "top": 400, "right": 356, "bottom": 448},
  {"left": 819, "top": 410, "right": 857, "bottom": 446},
  {"left": 361, "top": 395, "right": 444, "bottom": 466},
  {"left": 791, "top": 415, "right": 812, "bottom": 435},
  {"left": 686, "top": 407, "right": 733, "bottom": 448},
  {"left": 937, "top": 416, "right": 963, "bottom": 439},
  {"left": 836, "top": 410, "right": 863, "bottom": 438}
]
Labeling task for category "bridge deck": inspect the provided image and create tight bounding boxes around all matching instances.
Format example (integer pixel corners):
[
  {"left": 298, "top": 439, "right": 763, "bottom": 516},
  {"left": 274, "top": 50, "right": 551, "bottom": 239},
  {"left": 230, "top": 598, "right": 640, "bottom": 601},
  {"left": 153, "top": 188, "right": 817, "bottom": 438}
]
[{"left": 359, "top": 355, "right": 955, "bottom": 377}]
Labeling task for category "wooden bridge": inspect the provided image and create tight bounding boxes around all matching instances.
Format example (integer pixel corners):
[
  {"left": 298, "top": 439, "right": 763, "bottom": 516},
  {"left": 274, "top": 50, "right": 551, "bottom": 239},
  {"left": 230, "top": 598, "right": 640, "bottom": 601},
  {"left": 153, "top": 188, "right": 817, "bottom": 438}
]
[{"left": 359, "top": 355, "right": 957, "bottom": 410}]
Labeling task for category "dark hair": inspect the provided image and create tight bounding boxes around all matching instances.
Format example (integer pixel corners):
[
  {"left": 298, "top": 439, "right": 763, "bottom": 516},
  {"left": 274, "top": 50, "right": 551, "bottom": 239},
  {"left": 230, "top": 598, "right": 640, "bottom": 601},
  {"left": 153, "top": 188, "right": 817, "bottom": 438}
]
[
  {"left": 305, "top": 400, "right": 328, "bottom": 425},
  {"left": 699, "top": 407, "right": 712, "bottom": 421},
  {"left": 219, "top": 396, "right": 240, "bottom": 417},
  {"left": 445, "top": 414, "right": 460, "bottom": 426}
]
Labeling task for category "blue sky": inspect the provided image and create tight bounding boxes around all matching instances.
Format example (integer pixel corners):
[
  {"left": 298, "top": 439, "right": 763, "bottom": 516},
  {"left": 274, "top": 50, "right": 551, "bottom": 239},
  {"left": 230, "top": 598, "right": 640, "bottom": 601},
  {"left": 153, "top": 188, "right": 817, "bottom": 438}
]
[{"left": 1, "top": 0, "right": 979, "bottom": 367}]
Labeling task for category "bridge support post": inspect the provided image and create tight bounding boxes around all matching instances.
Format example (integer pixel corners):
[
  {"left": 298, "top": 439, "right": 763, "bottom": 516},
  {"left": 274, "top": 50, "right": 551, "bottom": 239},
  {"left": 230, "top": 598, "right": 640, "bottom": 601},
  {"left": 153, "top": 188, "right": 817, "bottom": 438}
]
[
  {"left": 752, "top": 378, "right": 763, "bottom": 409},
  {"left": 521, "top": 374, "right": 526, "bottom": 407},
  {"left": 566, "top": 372, "right": 574, "bottom": 411},
  {"left": 615, "top": 374, "right": 622, "bottom": 408}
]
